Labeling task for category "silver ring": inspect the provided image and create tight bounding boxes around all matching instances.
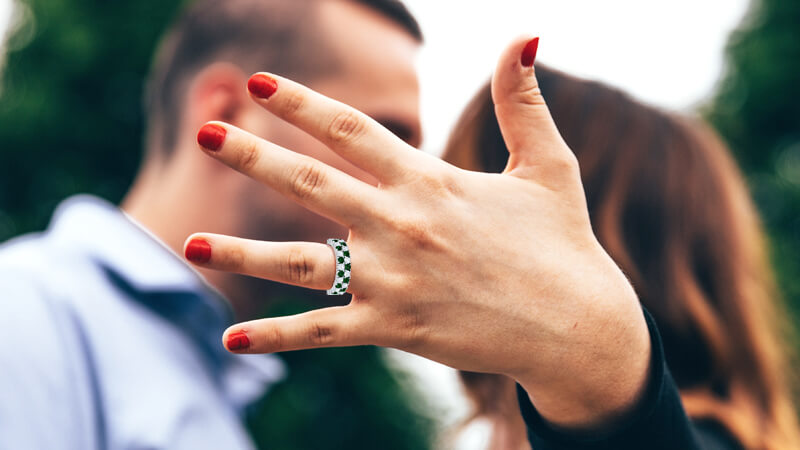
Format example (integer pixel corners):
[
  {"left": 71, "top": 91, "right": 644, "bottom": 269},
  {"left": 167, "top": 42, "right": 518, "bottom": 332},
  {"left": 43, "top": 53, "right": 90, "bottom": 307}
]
[{"left": 325, "top": 238, "right": 351, "bottom": 295}]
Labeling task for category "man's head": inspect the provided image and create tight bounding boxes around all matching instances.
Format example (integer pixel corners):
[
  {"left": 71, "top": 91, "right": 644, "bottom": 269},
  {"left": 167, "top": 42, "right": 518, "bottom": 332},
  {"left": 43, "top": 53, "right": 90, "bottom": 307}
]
[
  {"left": 142, "top": 0, "right": 421, "bottom": 229},
  {"left": 127, "top": 0, "right": 422, "bottom": 314},
  {"left": 145, "top": 0, "right": 422, "bottom": 158}
]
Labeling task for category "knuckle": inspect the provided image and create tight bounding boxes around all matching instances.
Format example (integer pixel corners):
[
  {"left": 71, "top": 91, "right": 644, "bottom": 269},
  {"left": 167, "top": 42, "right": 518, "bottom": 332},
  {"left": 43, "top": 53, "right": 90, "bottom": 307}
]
[
  {"left": 237, "top": 142, "right": 260, "bottom": 171},
  {"left": 388, "top": 307, "right": 428, "bottom": 349},
  {"left": 419, "top": 167, "right": 463, "bottom": 197},
  {"left": 284, "top": 246, "right": 314, "bottom": 285},
  {"left": 514, "top": 82, "right": 546, "bottom": 107},
  {"left": 287, "top": 161, "right": 326, "bottom": 201},
  {"left": 308, "top": 322, "right": 334, "bottom": 347},
  {"left": 281, "top": 90, "right": 306, "bottom": 121},
  {"left": 327, "top": 110, "right": 366, "bottom": 146},
  {"left": 392, "top": 217, "right": 441, "bottom": 252},
  {"left": 440, "top": 171, "right": 464, "bottom": 196}
]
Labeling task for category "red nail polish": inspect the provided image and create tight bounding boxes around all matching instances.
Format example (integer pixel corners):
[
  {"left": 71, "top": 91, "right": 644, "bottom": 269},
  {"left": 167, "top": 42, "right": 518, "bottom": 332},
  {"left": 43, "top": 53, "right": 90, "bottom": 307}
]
[
  {"left": 185, "top": 238, "right": 211, "bottom": 263},
  {"left": 227, "top": 332, "right": 250, "bottom": 351},
  {"left": 247, "top": 74, "right": 278, "bottom": 99},
  {"left": 197, "top": 124, "right": 226, "bottom": 151},
  {"left": 521, "top": 37, "right": 540, "bottom": 67}
]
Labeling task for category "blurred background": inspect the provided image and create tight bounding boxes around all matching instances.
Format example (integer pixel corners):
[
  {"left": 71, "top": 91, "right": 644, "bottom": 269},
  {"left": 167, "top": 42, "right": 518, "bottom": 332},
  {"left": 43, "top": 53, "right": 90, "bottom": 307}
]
[{"left": 0, "top": 0, "right": 798, "bottom": 448}]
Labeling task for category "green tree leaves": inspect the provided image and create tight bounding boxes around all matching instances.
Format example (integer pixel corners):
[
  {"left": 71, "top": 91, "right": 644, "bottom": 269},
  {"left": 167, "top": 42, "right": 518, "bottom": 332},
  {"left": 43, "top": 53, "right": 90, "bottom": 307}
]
[{"left": 705, "top": 0, "right": 800, "bottom": 318}]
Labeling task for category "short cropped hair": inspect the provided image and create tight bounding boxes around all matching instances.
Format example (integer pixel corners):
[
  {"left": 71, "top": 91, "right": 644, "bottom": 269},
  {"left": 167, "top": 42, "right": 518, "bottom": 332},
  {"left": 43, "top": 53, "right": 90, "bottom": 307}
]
[{"left": 144, "top": 0, "right": 422, "bottom": 157}]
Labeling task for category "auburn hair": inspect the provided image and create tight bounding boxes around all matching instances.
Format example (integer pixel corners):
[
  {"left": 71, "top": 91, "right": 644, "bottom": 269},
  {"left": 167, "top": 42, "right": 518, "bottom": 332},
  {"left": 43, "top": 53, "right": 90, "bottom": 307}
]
[{"left": 443, "top": 66, "right": 799, "bottom": 449}]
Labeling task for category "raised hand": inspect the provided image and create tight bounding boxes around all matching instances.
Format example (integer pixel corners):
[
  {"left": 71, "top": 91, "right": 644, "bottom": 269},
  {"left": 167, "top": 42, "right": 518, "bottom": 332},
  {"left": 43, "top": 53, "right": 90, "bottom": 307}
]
[{"left": 185, "top": 37, "right": 651, "bottom": 431}]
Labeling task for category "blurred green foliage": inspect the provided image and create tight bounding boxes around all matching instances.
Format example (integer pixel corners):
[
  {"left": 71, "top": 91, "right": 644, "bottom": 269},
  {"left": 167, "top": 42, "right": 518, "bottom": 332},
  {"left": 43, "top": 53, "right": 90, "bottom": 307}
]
[
  {"left": 0, "top": 0, "right": 434, "bottom": 448},
  {"left": 248, "top": 299, "right": 435, "bottom": 449},
  {"left": 704, "top": 0, "right": 800, "bottom": 319},
  {"left": 0, "top": 0, "right": 185, "bottom": 238}
]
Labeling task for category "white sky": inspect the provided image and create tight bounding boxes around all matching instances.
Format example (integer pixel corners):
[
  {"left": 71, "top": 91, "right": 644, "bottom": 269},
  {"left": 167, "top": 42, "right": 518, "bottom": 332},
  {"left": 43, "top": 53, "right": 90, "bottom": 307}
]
[
  {"left": 404, "top": 0, "right": 750, "bottom": 153},
  {"left": 0, "top": 0, "right": 752, "bottom": 446}
]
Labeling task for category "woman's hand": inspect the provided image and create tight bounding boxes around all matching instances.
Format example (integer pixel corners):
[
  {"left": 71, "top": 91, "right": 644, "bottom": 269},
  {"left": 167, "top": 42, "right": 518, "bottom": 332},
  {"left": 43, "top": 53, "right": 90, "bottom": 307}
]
[{"left": 185, "top": 36, "right": 651, "bottom": 431}]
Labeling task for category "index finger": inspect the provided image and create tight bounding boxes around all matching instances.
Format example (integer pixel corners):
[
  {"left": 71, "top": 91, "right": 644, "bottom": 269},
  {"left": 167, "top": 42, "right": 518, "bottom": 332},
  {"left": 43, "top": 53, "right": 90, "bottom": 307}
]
[{"left": 246, "top": 72, "right": 425, "bottom": 183}]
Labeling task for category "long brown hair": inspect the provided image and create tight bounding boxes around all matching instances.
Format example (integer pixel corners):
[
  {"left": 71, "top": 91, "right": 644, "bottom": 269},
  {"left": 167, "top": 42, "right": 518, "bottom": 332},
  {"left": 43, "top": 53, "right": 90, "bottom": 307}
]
[{"left": 443, "top": 66, "right": 799, "bottom": 449}]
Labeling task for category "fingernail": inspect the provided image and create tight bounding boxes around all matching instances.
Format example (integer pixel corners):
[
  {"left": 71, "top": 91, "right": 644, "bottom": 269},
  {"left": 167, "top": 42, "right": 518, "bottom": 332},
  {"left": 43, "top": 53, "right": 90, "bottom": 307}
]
[
  {"left": 521, "top": 37, "right": 540, "bottom": 67},
  {"left": 185, "top": 238, "right": 211, "bottom": 263},
  {"left": 247, "top": 73, "right": 278, "bottom": 99},
  {"left": 226, "top": 331, "right": 250, "bottom": 351},
  {"left": 197, "top": 124, "right": 226, "bottom": 151}
]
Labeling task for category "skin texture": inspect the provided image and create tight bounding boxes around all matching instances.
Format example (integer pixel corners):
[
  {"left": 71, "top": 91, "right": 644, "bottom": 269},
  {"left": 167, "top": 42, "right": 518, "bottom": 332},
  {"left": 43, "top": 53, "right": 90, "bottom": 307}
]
[
  {"left": 121, "top": 0, "right": 421, "bottom": 320},
  {"left": 186, "top": 37, "right": 653, "bottom": 432}
]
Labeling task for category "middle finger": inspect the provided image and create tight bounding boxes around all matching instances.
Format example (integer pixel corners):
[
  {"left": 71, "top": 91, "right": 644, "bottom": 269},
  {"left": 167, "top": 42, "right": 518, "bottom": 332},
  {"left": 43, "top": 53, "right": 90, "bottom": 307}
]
[{"left": 197, "top": 122, "right": 379, "bottom": 228}]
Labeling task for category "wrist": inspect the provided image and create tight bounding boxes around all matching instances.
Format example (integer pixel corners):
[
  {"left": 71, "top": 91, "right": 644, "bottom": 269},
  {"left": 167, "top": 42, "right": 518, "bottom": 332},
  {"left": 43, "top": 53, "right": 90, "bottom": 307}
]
[{"left": 514, "top": 291, "right": 652, "bottom": 432}]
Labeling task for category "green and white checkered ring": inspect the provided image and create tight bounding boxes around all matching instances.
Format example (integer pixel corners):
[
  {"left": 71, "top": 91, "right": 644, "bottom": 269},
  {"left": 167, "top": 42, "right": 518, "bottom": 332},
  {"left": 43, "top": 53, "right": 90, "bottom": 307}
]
[{"left": 325, "top": 238, "right": 351, "bottom": 295}]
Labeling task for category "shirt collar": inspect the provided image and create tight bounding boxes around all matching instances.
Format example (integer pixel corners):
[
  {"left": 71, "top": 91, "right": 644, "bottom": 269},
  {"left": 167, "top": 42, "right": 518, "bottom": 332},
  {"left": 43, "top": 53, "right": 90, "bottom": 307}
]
[
  {"left": 48, "top": 194, "right": 211, "bottom": 293},
  {"left": 47, "top": 194, "right": 285, "bottom": 411}
]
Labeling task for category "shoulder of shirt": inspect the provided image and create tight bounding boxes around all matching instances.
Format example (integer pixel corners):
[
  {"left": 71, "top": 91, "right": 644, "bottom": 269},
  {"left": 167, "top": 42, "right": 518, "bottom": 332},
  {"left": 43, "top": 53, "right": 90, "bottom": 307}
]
[
  {"left": 0, "top": 227, "right": 96, "bottom": 298},
  {"left": 0, "top": 232, "right": 105, "bottom": 448},
  {"left": 0, "top": 234, "right": 83, "bottom": 369},
  {"left": 0, "top": 227, "right": 102, "bottom": 345}
]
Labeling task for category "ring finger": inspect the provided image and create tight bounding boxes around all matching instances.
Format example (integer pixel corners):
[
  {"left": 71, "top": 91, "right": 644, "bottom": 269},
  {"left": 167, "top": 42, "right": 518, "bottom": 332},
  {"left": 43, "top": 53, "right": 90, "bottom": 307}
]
[{"left": 183, "top": 233, "right": 349, "bottom": 292}]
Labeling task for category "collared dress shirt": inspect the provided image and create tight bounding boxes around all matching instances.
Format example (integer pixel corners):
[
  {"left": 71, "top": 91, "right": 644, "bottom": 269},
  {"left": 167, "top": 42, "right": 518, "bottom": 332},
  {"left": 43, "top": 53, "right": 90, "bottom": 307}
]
[{"left": 0, "top": 195, "right": 285, "bottom": 449}]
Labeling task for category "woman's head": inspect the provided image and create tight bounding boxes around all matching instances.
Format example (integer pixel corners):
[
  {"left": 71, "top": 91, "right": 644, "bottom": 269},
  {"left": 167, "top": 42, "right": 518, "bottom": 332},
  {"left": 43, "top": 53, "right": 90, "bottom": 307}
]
[{"left": 444, "top": 66, "right": 798, "bottom": 449}]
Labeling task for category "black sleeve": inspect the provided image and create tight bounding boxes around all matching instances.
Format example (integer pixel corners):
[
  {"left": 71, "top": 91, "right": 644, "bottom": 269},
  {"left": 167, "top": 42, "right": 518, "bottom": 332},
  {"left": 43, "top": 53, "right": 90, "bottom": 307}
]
[{"left": 516, "top": 307, "right": 742, "bottom": 450}]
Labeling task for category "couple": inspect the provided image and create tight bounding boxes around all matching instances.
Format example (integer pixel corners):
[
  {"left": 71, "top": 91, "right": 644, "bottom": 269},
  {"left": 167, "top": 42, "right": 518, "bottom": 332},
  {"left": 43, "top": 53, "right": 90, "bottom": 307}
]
[{"left": 0, "top": 0, "right": 796, "bottom": 449}]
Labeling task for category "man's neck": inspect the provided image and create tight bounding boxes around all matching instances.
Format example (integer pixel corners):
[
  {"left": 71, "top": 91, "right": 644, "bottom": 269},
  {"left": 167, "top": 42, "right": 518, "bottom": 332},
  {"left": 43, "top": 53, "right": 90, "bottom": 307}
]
[
  {"left": 119, "top": 156, "right": 334, "bottom": 321},
  {"left": 122, "top": 177, "right": 200, "bottom": 257},
  {"left": 119, "top": 160, "right": 257, "bottom": 316}
]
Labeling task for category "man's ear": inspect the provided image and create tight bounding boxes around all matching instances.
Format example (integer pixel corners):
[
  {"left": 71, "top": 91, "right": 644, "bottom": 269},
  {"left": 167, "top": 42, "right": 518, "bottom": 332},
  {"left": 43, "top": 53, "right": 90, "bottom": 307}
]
[{"left": 185, "top": 62, "right": 249, "bottom": 129}]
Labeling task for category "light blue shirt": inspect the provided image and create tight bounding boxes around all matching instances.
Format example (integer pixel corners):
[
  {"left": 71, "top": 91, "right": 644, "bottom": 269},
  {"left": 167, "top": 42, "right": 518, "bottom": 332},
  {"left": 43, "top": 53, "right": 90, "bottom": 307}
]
[{"left": 0, "top": 195, "right": 285, "bottom": 449}]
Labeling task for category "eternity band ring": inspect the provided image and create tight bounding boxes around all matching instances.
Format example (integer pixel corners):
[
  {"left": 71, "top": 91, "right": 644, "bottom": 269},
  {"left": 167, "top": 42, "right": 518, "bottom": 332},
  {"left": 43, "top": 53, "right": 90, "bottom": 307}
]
[{"left": 325, "top": 238, "right": 351, "bottom": 295}]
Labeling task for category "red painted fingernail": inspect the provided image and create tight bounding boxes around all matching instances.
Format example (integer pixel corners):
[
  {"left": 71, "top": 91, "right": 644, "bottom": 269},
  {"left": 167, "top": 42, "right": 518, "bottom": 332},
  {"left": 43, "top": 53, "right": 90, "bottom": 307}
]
[
  {"left": 247, "top": 73, "right": 278, "bottom": 99},
  {"left": 185, "top": 238, "right": 211, "bottom": 263},
  {"left": 197, "top": 124, "right": 226, "bottom": 151},
  {"left": 226, "top": 331, "right": 250, "bottom": 351},
  {"left": 521, "top": 37, "right": 539, "bottom": 67}
]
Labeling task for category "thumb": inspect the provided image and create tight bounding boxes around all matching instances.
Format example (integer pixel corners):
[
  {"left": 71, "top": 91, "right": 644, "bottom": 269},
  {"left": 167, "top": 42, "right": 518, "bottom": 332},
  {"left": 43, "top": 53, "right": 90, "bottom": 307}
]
[{"left": 492, "top": 36, "right": 574, "bottom": 177}]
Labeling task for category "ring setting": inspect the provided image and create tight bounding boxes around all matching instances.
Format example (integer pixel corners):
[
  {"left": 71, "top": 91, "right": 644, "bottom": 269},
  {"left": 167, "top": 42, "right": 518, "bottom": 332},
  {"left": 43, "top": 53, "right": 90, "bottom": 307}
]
[{"left": 326, "top": 238, "right": 351, "bottom": 295}]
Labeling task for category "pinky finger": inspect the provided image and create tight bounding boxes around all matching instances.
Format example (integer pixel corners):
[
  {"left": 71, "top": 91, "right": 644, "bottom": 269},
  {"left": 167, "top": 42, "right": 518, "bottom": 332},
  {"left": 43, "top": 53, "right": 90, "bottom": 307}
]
[{"left": 223, "top": 306, "right": 374, "bottom": 353}]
